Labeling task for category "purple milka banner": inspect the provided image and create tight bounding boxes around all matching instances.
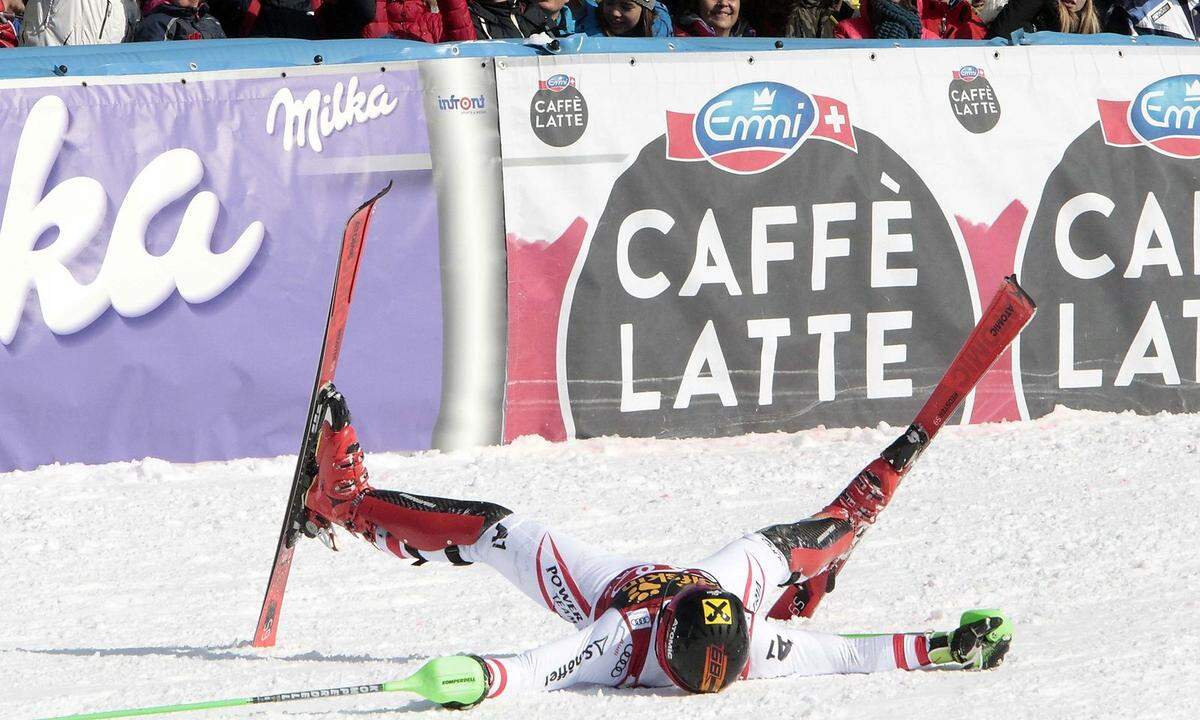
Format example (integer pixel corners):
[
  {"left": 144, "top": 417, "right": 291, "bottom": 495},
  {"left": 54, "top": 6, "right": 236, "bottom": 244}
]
[{"left": 0, "top": 67, "right": 442, "bottom": 472}]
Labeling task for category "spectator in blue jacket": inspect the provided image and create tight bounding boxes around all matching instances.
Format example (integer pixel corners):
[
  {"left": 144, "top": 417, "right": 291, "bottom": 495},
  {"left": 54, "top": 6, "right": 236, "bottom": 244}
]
[
  {"left": 540, "top": 0, "right": 581, "bottom": 32},
  {"left": 132, "top": 0, "right": 227, "bottom": 39},
  {"left": 580, "top": 0, "right": 673, "bottom": 35}
]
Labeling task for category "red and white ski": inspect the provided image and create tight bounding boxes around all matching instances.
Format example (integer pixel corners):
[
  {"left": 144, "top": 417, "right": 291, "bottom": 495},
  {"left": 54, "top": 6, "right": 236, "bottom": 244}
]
[
  {"left": 906, "top": 275, "right": 1037, "bottom": 448},
  {"left": 252, "top": 182, "right": 392, "bottom": 648},
  {"left": 770, "top": 275, "right": 1037, "bottom": 619}
]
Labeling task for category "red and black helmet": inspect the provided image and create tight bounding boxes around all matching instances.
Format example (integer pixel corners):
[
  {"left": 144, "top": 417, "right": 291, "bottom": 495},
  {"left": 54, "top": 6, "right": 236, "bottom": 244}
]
[{"left": 654, "top": 585, "right": 750, "bottom": 693}]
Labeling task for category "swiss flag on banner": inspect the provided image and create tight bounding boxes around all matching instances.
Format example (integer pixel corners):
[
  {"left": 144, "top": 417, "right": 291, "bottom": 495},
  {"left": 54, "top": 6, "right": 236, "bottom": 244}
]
[
  {"left": 1097, "top": 99, "right": 1139, "bottom": 146},
  {"left": 1096, "top": 97, "right": 1200, "bottom": 158},
  {"left": 665, "top": 110, "right": 704, "bottom": 161},
  {"left": 811, "top": 96, "right": 857, "bottom": 152}
]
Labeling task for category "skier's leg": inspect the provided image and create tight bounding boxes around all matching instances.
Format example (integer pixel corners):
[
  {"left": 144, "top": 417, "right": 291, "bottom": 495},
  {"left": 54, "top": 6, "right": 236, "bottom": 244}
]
[
  {"left": 691, "top": 462, "right": 902, "bottom": 620},
  {"left": 460, "top": 516, "right": 639, "bottom": 627},
  {"left": 665, "top": 429, "right": 924, "bottom": 623},
  {"left": 760, "top": 427, "right": 928, "bottom": 619},
  {"left": 302, "top": 390, "right": 636, "bottom": 626}
]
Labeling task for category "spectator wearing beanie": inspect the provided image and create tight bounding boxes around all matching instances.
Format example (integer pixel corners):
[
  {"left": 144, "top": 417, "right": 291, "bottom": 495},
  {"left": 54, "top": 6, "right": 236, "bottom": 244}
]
[
  {"left": 836, "top": 0, "right": 986, "bottom": 38},
  {"left": 317, "top": 0, "right": 477, "bottom": 41},
  {"left": 673, "top": 0, "right": 756, "bottom": 35},
  {"left": 986, "top": 0, "right": 1102, "bottom": 36},
  {"left": 580, "top": 0, "right": 672, "bottom": 35},
  {"left": 132, "top": 0, "right": 227, "bottom": 39}
]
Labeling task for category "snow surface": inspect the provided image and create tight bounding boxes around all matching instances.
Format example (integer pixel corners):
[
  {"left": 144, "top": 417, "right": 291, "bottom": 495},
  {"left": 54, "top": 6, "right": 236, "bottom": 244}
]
[{"left": 2, "top": 408, "right": 1198, "bottom": 720}]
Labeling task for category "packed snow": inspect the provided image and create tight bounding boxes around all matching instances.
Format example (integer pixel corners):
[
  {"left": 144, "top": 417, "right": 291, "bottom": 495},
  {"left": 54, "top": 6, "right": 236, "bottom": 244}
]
[{"left": 2, "top": 408, "right": 1198, "bottom": 720}]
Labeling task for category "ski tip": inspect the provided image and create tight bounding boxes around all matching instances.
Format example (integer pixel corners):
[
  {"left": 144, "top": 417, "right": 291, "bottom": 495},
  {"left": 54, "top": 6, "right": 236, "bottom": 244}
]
[
  {"left": 354, "top": 182, "right": 394, "bottom": 214},
  {"left": 1003, "top": 274, "right": 1037, "bottom": 310}
]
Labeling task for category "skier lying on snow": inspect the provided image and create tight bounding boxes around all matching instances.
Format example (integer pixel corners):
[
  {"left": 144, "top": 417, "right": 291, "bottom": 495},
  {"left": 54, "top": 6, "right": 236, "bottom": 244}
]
[{"left": 302, "top": 390, "right": 1011, "bottom": 707}]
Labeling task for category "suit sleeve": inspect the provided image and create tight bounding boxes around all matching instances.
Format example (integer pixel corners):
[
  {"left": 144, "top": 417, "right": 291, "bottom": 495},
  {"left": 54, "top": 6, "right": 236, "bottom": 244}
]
[
  {"left": 745, "top": 622, "right": 908, "bottom": 679},
  {"left": 480, "top": 609, "right": 633, "bottom": 697}
]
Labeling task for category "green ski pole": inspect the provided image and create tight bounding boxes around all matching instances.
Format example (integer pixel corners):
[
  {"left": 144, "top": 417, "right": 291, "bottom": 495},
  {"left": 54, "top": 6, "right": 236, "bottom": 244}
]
[{"left": 40, "top": 655, "right": 489, "bottom": 720}]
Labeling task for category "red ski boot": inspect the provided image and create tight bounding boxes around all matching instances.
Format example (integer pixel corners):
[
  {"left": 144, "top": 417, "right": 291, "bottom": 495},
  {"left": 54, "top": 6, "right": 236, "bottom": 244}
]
[
  {"left": 303, "top": 390, "right": 372, "bottom": 535},
  {"left": 764, "top": 425, "right": 928, "bottom": 619},
  {"left": 301, "top": 390, "right": 512, "bottom": 564}
]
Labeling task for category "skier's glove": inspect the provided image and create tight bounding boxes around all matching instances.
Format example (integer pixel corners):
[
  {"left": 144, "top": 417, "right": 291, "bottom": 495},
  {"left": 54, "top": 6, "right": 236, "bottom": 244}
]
[
  {"left": 441, "top": 655, "right": 491, "bottom": 710},
  {"left": 395, "top": 654, "right": 491, "bottom": 709},
  {"left": 929, "top": 615, "right": 1011, "bottom": 670}
]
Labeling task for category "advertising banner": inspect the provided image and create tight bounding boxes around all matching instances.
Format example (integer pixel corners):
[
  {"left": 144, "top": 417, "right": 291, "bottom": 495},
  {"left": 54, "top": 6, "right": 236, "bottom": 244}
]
[
  {"left": 497, "top": 47, "right": 1200, "bottom": 442},
  {"left": 0, "top": 64, "right": 444, "bottom": 471}
]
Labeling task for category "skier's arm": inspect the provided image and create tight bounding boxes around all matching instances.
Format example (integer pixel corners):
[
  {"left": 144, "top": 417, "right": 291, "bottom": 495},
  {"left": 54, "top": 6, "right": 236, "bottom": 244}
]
[
  {"left": 747, "top": 623, "right": 909, "bottom": 679},
  {"left": 476, "top": 609, "right": 633, "bottom": 698},
  {"left": 747, "top": 613, "right": 1009, "bottom": 679}
]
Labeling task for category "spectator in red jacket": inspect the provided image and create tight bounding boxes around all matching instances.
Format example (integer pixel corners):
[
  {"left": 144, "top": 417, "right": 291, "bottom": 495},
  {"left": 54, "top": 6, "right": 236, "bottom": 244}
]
[
  {"left": 673, "top": 0, "right": 755, "bottom": 35},
  {"left": 327, "top": 0, "right": 477, "bottom": 40},
  {"left": 836, "top": 0, "right": 986, "bottom": 38},
  {"left": 1, "top": 0, "right": 17, "bottom": 47}
]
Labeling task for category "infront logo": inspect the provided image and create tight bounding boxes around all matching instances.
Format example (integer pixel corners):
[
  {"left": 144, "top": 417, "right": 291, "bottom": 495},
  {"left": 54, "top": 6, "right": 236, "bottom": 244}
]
[
  {"left": 436, "top": 94, "right": 487, "bottom": 113},
  {"left": 1099, "top": 75, "right": 1200, "bottom": 158},
  {"left": 665, "top": 82, "right": 856, "bottom": 173}
]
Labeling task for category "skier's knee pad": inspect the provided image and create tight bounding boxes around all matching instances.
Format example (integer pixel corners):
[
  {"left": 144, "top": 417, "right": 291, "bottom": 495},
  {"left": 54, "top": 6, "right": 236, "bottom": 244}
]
[
  {"left": 353, "top": 491, "right": 512, "bottom": 557},
  {"left": 759, "top": 516, "right": 854, "bottom": 582}
]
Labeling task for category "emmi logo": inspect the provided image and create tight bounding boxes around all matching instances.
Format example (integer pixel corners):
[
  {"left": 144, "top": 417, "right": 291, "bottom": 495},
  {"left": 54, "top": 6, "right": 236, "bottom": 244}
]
[
  {"left": 1135, "top": 77, "right": 1200, "bottom": 135},
  {"left": 666, "top": 82, "right": 856, "bottom": 174},
  {"left": 1099, "top": 75, "right": 1200, "bottom": 158}
]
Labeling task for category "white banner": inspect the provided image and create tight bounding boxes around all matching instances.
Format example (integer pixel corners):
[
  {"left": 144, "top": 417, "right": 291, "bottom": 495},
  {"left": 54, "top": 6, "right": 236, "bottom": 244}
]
[{"left": 495, "top": 46, "right": 1200, "bottom": 441}]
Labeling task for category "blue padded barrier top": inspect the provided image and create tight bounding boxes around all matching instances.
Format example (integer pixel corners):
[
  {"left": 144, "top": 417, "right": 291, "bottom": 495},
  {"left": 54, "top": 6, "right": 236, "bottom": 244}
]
[{"left": 0, "top": 31, "right": 1195, "bottom": 81}]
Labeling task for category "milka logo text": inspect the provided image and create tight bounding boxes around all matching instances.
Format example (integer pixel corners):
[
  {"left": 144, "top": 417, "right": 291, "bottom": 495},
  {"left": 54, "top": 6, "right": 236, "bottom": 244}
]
[
  {"left": 267, "top": 76, "right": 399, "bottom": 153},
  {"left": 0, "top": 95, "right": 264, "bottom": 346}
]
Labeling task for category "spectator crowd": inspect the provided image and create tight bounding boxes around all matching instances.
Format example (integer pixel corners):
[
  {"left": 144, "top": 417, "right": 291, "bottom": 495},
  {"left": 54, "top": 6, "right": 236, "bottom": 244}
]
[{"left": 1, "top": 0, "right": 1198, "bottom": 50}]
